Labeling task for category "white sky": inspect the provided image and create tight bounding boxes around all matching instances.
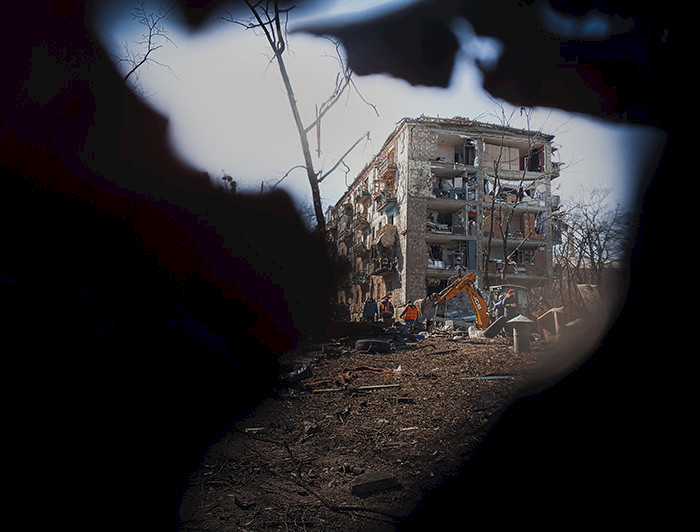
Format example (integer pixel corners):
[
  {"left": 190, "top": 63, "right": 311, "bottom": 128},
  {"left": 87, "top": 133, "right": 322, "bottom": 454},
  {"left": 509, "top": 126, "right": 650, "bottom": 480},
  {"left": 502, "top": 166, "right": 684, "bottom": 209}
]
[{"left": 94, "top": 0, "right": 665, "bottom": 215}]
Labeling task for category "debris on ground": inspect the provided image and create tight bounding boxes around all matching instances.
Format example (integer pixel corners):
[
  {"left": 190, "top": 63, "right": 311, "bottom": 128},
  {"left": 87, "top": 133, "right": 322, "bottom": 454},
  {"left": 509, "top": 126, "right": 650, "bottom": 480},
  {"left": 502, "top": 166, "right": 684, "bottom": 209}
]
[{"left": 177, "top": 331, "right": 545, "bottom": 531}]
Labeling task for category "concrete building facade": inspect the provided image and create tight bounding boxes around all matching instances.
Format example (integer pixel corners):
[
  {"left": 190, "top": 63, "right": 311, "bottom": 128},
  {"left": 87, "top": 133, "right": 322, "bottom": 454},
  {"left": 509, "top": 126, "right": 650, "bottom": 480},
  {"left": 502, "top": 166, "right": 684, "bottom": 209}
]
[{"left": 326, "top": 116, "right": 562, "bottom": 320}]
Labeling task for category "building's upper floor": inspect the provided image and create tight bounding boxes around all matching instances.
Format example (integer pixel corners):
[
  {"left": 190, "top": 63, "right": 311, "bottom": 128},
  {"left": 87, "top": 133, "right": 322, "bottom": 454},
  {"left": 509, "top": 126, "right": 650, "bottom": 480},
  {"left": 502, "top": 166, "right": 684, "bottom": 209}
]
[{"left": 328, "top": 116, "right": 562, "bottom": 242}]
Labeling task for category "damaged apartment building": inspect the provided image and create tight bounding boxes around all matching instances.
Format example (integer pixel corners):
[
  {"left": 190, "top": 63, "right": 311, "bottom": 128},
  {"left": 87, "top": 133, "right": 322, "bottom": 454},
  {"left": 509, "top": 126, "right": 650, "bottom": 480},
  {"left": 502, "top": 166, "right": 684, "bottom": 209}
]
[{"left": 326, "top": 116, "right": 562, "bottom": 320}]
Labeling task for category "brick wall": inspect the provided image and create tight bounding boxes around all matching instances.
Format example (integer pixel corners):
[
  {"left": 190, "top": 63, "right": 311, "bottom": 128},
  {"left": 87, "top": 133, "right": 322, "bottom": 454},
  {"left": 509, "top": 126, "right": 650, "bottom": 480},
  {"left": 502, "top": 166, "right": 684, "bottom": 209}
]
[
  {"left": 404, "top": 196, "right": 428, "bottom": 302},
  {"left": 411, "top": 126, "right": 437, "bottom": 160}
]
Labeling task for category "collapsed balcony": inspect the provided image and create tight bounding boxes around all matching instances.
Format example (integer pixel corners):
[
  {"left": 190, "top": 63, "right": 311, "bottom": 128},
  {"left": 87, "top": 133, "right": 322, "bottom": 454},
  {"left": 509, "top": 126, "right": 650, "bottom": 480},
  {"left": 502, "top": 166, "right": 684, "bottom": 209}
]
[
  {"left": 370, "top": 256, "right": 397, "bottom": 275},
  {"left": 373, "top": 151, "right": 397, "bottom": 212},
  {"left": 351, "top": 212, "right": 369, "bottom": 231},
  {"left": 426, "top": 241, "right": 476, "bottom": 275},
  {"left": 482, "top": 140, "right": 547, "bottom": 174},
  {"left": 483, "top": 207, "right": 550, "bottom": 241},
  {"left": 375, "top": 191, "right": 396, "bottom": 213},
  {"left": 425, "top": 207, "right": 478, "bottom": 238},
  {"left": 429, "top": 172, "right": 478, "bottom": 203},
  {"left": 370, "top": 224, "right": 398, "bottom": 275},
  {"left": 483, "top": 181, "right": 560, "bottom": 211},
  {"left": 486, "top": 247, "right": 546, "bottom": 278},
  {"left": 354, "top": 187, "right": 371, "bottom": 205}
]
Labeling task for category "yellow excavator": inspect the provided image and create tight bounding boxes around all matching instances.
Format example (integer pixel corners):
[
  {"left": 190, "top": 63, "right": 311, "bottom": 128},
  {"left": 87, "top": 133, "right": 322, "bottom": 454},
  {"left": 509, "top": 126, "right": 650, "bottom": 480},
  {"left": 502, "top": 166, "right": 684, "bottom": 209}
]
[
  {"left": 417, "top": 272, "right": 531, "bottom": 336},
  {"left": 432, "top": 272, "right": 490, "bottom": 329}
]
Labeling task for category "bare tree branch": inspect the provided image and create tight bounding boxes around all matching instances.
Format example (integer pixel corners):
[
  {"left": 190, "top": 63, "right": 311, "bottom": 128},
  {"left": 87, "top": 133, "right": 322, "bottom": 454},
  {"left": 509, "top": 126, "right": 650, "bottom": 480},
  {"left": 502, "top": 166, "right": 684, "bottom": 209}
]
[
  {"left": 220, "top": 1, "right": 378, "bottom": 236},
  {"left": 118, "top": 1, "right": 176, "bottom": 84},
  {"left": 318, "top": 131, "right": 370, "bottom": 183},
  {"left": 269, "top": 164, "right": 307, "bottom": 189},
  {"left": 304, "top": 71, "right": 351, "bottom": 135},
  {"left": 305, "top": 37, "right": 379, "bottom": 134}
]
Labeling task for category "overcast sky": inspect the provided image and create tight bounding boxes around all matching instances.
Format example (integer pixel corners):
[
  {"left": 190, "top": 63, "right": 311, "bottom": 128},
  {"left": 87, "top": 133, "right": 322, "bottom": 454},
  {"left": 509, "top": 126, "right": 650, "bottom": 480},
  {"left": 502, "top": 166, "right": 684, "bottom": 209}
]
[{"left": 94, "top": 0, "right": 665, "bottom": 215}]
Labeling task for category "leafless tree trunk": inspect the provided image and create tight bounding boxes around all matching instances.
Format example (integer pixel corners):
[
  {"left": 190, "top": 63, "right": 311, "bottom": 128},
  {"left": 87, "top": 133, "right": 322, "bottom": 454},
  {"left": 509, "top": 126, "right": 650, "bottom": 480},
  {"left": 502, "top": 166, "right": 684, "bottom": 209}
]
[
  {"left": 481, "top": 104, "right": 527, "bottom": 286},
  {"left": 499, "top": 107, "right": 536, "bottom": 284},
  {"left": 481, "top": 103, "right": 553, "bottom": 286},
  {"left": 553, "top": 187, "right": 633, "bottom": 308},
  {"left": 221, "top": 1, "right": 375, "bottom": 239}
]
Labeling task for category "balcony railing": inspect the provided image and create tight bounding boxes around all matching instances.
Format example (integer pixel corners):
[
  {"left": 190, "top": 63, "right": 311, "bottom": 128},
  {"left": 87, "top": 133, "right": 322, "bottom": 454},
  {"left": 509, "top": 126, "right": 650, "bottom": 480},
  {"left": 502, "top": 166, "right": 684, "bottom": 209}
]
[
  {"left": 375, "top": 192, "right": 396, "bottom": 212},
  {"left": 352, "top": 213, "right": 369, "bottom": 230},
  {"left": 351, "top": 242, "right": 370, "bottom": 256},
  {"left": 370, "top": 257, "right": 397, "bottom": 275},
  {"left": 354, "top": 188, "right": 371, "bottom": 204},
  {"left": 376, "top": 154, "right": 397, "bottom": 177}
]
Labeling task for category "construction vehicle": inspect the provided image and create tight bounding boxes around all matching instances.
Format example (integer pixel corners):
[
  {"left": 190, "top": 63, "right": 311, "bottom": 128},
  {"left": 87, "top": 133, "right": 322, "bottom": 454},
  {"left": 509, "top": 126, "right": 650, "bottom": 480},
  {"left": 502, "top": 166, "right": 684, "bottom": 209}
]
[
  {"left": 432, "top": 273, "right": 490, "bottom": 329},
  {"left": 486, "top": 283, "right": 532, "bottom": 320},
  {"left": 417, "top": 273, "right": 531, "bottom": 336}
]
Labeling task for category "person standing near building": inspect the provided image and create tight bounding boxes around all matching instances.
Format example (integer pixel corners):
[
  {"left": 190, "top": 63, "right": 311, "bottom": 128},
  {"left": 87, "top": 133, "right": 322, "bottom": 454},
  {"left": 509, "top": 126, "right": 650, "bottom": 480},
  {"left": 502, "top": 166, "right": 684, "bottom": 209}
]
[
  {"left": 493, "top": 294, "right": 505, "bottom": 318},
  {"left": 400, "top": 300, "right": 421, "bottom": 331},
  {"left": 502, "top": 289, "right": 518, "bottom": 336},
  {"left": 503, "top": 289, "right": 518, "bottom": 320},
  {"left": 362, "top": 296, "right": 378, "bottom": 323},
  {"left": 379, "top": 296, "right": 394, "bottom": 326}
]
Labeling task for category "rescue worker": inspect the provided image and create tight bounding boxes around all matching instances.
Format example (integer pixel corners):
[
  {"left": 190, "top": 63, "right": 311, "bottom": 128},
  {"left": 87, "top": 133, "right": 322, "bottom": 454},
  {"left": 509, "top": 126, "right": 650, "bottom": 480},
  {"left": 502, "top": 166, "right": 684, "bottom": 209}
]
[
  {"left": 379, "top": 296, "right": 394, "bottom": 326},
  {"left": 362, "top": 296, "right": 378, "bottom": 323},
  {"left": 400, "top": 300, "right": 420, "bottom": 331},
  {"left": 503, "top": 289, "right": 518, "bottom": 336},
  {"left": 493, "top": 294, "right": 505, "bottom": 318},
  {"left": 503, "top": 289, "right": 518, "bottom": 319}
]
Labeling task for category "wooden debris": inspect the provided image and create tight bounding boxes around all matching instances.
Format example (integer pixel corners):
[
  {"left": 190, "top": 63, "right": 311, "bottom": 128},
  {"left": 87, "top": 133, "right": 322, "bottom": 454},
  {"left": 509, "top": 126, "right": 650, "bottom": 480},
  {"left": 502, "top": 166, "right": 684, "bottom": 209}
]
[
  {"left": 302, "top": 365, "right": 400, "bottom": 391},
  {"left": 461, "top": 375, "right": 520, "bottom": 380},
  {"left": 179, "top": 335, "right": 541, "bottom": 532},
  {"left": 312, "top": 383, "right": 400, "bottom": 394}
]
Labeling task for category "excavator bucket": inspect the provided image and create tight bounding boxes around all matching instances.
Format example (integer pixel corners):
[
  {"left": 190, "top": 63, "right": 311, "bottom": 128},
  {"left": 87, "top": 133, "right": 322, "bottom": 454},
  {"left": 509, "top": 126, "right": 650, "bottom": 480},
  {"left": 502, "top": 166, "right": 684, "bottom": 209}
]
[{"left": 483, "top": 315, "right": 507, "bottom": 338}]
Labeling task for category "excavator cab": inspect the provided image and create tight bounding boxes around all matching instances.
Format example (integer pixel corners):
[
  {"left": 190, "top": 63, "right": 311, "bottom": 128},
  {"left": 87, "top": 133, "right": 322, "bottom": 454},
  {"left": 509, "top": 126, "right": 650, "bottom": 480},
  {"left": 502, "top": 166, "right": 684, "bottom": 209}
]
[{"left": 487, "top": 284, "right": 531, "bottom": 318}]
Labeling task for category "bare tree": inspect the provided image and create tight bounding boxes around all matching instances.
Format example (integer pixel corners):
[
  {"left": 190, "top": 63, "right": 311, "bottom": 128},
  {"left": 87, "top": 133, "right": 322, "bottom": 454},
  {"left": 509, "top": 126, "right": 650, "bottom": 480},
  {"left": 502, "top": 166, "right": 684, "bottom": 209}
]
[
  {"left": 116, "top": 1, "right": 176, "bottom": 87},
  {"left": 481, "top": 103, "right": 555, "bottom": 285},
  {"left": 220, "top": 1, "right": 376, "bottom": 238},
  {"left": 554, "top": 187, "right": 633, "bottom": 308}
]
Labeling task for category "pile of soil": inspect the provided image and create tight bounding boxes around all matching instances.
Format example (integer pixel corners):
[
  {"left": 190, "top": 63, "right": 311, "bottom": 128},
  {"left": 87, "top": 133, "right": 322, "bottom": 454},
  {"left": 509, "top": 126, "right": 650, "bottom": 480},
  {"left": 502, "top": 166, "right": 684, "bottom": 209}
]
[{"left": 177, "top": 331, "right": 545, "bottom": 531}]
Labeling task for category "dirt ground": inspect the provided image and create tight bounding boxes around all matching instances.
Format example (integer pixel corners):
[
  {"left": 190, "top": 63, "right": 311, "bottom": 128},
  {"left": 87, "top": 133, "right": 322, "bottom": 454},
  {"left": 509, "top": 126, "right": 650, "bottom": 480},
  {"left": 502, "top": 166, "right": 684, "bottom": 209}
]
[{"left": 177, "top": 328, "right": 547, "bottom": 531}]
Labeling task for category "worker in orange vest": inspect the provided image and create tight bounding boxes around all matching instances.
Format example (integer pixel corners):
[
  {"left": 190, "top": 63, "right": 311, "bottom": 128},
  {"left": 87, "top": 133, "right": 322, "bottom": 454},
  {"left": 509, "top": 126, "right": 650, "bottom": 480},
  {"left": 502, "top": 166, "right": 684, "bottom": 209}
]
[
  {"left": 400, "top": 300, "right": 421, "bottom": 331},
  {"left": 379, "top": 296, "right": 394, "bottom": 326}
]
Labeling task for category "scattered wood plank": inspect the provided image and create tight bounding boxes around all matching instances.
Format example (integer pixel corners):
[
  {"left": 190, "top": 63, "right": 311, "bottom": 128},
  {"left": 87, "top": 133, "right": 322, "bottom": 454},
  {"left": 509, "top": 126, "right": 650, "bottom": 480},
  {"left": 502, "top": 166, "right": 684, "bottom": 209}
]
[
  {"left": 312, "top": 383, "right": 401, "bottom": 393},
  {"left": 461, "top": 375, "right": 519, "bottom": 380}
]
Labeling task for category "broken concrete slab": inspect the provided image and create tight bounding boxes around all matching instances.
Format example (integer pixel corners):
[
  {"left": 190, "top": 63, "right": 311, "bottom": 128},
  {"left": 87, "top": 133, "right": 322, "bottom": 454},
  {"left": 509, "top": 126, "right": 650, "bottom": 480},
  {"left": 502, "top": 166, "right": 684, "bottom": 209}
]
[{"left": 350, "top": 470, "right": 399, "bottom": 497}]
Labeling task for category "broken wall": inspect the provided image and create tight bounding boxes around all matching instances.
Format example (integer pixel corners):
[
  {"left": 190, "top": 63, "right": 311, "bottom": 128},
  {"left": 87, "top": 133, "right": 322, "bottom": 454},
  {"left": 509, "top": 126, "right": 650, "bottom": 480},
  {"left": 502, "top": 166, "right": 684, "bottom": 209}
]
[
  {"left": 406, "top": 125, "right": 435, "bottom": 198},
  {"left": 411, "top": 125, "right": 438, "bottom": 160},
  {"left": 482, "top": 142, "right": 520, "bottom": 171},
  {"left": 403, "top": 197, "right": 429, "bottom": 303},
  {"left": 408, "top": 161, "right": 432, "bottom": 197}
]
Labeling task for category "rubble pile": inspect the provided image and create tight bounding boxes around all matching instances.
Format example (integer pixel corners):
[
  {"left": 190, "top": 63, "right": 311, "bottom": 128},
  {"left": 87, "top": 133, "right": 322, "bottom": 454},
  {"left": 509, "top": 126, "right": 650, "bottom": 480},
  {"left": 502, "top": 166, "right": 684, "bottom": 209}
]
[{"left": 178, "top": 333, "right": 542, "bottom": 531}]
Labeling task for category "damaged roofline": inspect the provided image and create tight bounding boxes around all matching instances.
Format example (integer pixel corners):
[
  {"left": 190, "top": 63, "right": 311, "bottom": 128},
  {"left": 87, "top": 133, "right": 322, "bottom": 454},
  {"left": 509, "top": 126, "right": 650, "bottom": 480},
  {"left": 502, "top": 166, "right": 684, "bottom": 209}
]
[{"left": 334, "top": 115, "right": 556, "bottom": 208}]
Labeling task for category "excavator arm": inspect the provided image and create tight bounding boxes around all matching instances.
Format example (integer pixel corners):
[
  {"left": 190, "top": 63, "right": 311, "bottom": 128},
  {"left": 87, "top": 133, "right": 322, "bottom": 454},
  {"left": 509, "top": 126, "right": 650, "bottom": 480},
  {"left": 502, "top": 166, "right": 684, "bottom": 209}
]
[{"left": 433, "top": 273, "right": 490, "bottom": 329}]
